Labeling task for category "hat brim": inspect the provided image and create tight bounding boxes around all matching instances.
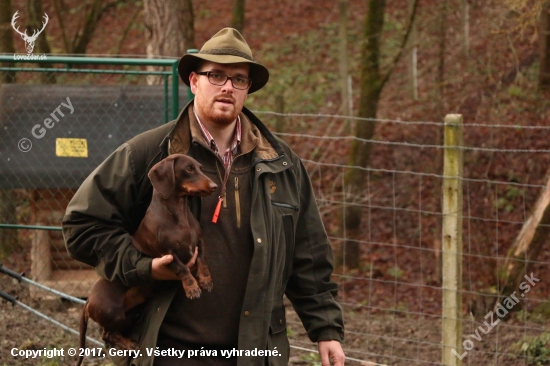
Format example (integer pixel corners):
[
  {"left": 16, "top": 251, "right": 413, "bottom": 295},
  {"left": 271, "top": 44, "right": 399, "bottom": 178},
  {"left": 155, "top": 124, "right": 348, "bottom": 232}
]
[{"left": 178, "top": 53, "right": 269, "bottom": 94}]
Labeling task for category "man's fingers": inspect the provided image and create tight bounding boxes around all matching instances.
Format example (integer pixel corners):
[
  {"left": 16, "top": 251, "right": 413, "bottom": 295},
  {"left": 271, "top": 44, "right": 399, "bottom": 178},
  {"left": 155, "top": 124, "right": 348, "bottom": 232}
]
[
  {"left": 151, "top": 250, "right": 199, "bottom": 280},
  {"left": 320, "top": 349, "right": 330, "bottom": 366},
  {"left": 151, "top": 255, "right": 179, "bottom": 280},
  {"left": 333, "top": 353, "right": 345, "bottom": 366},
  {"left": 318, "top": 341, "right": 345, "bottom": 366}
]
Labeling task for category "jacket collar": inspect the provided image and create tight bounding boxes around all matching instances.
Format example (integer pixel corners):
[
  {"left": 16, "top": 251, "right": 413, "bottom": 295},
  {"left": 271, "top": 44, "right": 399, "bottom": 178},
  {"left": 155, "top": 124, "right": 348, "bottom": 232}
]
[{"left": 165, "top": 100, "right": 283, "bottom": 162}]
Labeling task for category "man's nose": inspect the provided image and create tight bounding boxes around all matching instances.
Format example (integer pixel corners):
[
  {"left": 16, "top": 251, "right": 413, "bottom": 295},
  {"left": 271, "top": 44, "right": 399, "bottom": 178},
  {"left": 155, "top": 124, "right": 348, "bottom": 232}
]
[{"left": 221, "top": 78, "right": 235, "bottom": 92}]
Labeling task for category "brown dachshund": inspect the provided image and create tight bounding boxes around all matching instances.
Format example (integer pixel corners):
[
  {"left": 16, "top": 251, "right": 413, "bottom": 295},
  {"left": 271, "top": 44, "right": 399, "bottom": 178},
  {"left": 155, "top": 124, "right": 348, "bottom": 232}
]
[{"left": 76, "top": 154, "right": 217, "bottom": 366}]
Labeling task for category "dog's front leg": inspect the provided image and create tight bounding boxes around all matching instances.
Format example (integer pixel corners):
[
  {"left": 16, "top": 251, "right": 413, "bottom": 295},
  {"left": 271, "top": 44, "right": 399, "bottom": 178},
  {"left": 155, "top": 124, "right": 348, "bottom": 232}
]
[
  {"left": 196, "top": 235, "right": 213, "bottom": 292},
  {"left": 166, "top": 254, "right": 201, "bottom": 299}
]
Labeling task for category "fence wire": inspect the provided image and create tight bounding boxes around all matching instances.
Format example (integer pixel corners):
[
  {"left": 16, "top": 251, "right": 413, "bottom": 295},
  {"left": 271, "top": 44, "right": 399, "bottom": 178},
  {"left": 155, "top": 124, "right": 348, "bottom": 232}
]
[{"left": 259, "top": 111, "right": 550, "bottom": 366}]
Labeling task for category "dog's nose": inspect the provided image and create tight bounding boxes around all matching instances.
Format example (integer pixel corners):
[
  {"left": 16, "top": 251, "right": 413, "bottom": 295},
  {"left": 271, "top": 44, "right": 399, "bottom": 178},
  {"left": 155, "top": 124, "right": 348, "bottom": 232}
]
[{"left": 209, "top": 181, "right": 218, "bottom": 191}]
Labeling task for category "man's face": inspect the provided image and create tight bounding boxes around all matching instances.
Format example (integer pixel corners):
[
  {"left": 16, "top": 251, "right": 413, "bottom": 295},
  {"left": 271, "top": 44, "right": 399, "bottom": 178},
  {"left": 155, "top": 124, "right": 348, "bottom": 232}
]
[{"left": 190, "top": 61, "right": 250, "bottom": 127}]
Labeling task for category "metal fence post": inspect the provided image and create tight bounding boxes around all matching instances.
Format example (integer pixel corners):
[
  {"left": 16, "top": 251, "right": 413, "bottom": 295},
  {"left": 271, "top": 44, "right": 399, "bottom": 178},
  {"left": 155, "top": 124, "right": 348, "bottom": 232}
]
[
  {"left": 171, "top": 61, "right": 180, "bottom": 120},
  {"left": 441, "top": 114, "right": 464, "bottom": 366}
]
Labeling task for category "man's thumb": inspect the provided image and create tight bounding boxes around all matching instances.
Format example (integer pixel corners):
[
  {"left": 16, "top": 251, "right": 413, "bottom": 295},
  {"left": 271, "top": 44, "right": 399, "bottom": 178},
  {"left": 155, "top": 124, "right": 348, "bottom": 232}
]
[{"left": 160, "top": 254, "right": 173, "bottom": 265}]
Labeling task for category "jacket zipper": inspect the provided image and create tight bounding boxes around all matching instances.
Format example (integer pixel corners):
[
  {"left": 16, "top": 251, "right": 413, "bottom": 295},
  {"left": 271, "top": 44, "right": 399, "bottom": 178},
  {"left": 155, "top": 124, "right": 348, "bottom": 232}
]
[
  {"left": 271, "top": 201, "right": 299, "bottom": 211},
  {"left": 235, "top": 177, "right": 241, "bottom": 228},
  {"left": 212, "top": 152, "right": 287, "bottom": 222}
]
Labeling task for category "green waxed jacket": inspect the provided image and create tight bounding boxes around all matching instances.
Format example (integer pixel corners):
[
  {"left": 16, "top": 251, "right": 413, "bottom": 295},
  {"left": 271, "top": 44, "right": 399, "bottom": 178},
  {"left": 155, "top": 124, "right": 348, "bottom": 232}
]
[{"left": 62, "top": 103, "right": 344, "bottom": 366}]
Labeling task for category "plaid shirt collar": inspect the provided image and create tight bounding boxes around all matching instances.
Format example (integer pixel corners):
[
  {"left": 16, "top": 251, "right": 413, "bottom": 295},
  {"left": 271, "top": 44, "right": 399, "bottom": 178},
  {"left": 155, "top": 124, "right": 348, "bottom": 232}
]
[{"left": 193, "top": 110, "right": 241, "bottom": 170}]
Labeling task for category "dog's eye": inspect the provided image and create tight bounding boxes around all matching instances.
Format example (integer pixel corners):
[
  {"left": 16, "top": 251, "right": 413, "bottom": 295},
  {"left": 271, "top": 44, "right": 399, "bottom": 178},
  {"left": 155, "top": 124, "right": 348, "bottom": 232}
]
[{"left": 186, "top": 166, "right": 195, "bottom": 173}]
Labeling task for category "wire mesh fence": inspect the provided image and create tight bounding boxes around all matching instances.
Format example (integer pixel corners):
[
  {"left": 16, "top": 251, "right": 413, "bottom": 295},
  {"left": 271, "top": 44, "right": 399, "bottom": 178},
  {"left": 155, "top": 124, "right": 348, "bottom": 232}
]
[
  {"left": 1, "top": 58, "right": 550, "bottom": 365},
  {"left": 255, "top": 110, "right": 550, "bottom": 365}
]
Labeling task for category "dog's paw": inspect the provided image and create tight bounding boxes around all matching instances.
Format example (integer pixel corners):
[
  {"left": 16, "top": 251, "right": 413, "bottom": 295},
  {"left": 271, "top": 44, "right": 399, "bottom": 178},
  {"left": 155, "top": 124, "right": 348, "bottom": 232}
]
[
  {"left": 200, "top": 279, "right": 213, "bottom": 292},
  {"left": 185, "top": 286, "right": 202, "bottom": 299}
]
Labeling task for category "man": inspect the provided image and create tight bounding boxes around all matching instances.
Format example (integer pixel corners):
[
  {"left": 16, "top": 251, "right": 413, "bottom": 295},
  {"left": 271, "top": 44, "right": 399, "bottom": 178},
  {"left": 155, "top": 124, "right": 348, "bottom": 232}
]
[{"left": 63, "top": 28, "right": 345, "bottom": 366}]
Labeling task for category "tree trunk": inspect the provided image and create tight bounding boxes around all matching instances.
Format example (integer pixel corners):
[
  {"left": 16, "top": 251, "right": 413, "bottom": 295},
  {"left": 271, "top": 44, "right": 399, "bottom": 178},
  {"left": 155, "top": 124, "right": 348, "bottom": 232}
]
[
  {"left": 408, "top": 0, "right": 417, "bottom": 100},
  {"left": 462, "top": 0, "right": 469, "bottom": 58},
  {"left": 540, "top": 1, "right": 550, "bottom": 89},
  {"left": 72, "top": 0, "right": 108, "bottom": 54},
  {"left": 433, "top": 0, "right": 448, "bottom": 283},
  {"left": 144, "top": 0, "right": 195, "bottom": 85},
  {"left": 232, "top": 0, "right": 245, "bottom": 33},
  {"left": 27, "top": 0, "right": 55, "bottom": 83},
  {"left": 338, "top": 0, "right": 418, "bottom": 270},
  {"left": 0, "top": 0, "right": 16, "bottom": 83},
  {"left": 338, "top": 0, "right": 351, "bottom": 130},
  {"left": 500, "top": 168, "right": 550, "bottom": 298},
  {"left": 437, "top": 1, "right": 447, "bottom": 117},
  {"left": 341, "top": 0, "right": 385, "bottom": 270}
]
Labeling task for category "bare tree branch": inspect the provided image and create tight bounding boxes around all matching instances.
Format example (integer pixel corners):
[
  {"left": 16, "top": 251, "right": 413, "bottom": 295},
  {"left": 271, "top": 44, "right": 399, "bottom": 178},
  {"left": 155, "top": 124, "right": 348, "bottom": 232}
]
[
  {"left": 379, "top": 0, "right": 419, "bottom": 90},
  {"left": 116, "top": 6, "right": 141, "bottom": 55},
  {"left": 72, "top": 0, "right": 126, "bottom": 54},
  {"left": 52, "top": 0, "right": 70, "bottom": 53}
]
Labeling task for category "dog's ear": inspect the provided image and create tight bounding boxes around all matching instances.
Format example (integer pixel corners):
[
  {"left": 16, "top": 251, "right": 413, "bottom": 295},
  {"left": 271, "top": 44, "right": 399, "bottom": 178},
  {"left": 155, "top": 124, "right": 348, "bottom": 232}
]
[{"left": 148, "top": 157, "right": 175, "bottom": 199}]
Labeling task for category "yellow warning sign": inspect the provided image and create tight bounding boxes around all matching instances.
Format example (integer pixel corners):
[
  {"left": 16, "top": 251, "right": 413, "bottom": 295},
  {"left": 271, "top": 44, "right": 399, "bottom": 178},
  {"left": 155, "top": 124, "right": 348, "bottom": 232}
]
[{"left": 56, "top": 138, "right": 88, "bottom": 158}]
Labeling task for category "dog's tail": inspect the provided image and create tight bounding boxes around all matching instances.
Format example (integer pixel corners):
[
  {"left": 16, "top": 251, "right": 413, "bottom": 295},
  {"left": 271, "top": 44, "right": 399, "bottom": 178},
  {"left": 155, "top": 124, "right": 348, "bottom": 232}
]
[{"left": 76, "top": 301, "right": 89, "bottom": 366}]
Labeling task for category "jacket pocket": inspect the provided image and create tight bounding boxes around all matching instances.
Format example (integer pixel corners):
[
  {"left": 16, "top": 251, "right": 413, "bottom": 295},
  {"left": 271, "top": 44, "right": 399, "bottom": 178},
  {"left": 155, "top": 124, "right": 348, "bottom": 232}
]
[
  {"left": 267, "top": 302, "right": 290, "bottom": 366},
  {"left": 281, "top": 214, "right": 295, "bottom": 287},
  {"left": 269, "top": 302, "right": 286, "bottom": 334},
  {"left": 271, "top": 200, "right": 299, "bottom": 211}
]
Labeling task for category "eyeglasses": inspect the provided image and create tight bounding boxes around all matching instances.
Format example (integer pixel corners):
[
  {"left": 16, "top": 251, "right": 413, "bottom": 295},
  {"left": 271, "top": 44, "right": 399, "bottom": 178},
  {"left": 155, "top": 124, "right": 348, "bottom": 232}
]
[{"left": 196, "top": 71, "right": 252, "bottom": 90}]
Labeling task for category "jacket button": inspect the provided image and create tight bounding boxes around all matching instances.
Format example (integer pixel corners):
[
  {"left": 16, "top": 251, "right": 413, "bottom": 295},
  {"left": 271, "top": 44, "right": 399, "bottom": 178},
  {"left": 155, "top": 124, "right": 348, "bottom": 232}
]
[
  {"left": 244, "top": 311, "right": 250, "bottom": 317},
  {"left": 282, "top": 162, "right": 288, "bottom": 166},
  {"left": 256, "top": 167, "right": 261, "bottom": 172},
  {"left": 279, "top": 319, "right": 283, "bottom": 324},
  {"left": 257, "top": 238, "right": 262, "bottom": 243}
]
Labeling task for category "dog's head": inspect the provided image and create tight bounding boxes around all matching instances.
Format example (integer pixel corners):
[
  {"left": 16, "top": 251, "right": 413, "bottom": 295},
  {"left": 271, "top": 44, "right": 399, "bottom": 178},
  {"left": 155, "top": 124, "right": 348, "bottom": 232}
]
[{"left": 148, "top": 154, "right": 218, "bottom": 199}]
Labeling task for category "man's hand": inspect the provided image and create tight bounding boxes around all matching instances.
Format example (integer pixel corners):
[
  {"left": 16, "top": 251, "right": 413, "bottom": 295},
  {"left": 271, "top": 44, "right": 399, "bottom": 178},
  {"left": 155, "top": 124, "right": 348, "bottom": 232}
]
[
  {"left": 318, "top": 340, "right": 345, "bottom": 366},
  {"left": 151, "top": 247, "right": 198, "bottom": 280}
]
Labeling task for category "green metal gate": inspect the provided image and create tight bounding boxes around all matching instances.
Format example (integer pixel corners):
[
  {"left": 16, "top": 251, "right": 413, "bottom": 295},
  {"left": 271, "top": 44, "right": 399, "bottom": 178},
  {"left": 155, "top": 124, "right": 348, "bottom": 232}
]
[{"left": 0, "top": 56, "right": 187, "bottom": 297}]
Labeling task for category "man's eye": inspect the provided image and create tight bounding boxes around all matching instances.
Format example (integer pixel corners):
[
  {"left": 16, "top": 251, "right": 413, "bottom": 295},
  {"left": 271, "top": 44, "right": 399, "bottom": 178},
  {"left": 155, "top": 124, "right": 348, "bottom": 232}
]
[
  {"left": 210, "top": 73, "right": 225, "bottom": 80},
  {"left": 235, "top": 77, "right": 247, "bottom": 84}
]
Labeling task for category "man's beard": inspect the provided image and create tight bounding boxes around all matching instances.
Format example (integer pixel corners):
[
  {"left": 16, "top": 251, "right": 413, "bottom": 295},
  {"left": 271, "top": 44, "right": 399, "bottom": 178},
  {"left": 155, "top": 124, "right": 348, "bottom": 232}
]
[
  {"left": 196, "top": 96, "right": 241, "bottom": 126},
  {"left": 207, "top": 109, "right": 239, "bottom": 125}
]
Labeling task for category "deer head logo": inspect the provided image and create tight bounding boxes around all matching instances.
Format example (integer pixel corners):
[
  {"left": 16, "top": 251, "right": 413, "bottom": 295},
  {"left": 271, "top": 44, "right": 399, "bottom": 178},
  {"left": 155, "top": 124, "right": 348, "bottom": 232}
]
[{"left": 11, "top": 11, "right": 49, "bottom": 54}]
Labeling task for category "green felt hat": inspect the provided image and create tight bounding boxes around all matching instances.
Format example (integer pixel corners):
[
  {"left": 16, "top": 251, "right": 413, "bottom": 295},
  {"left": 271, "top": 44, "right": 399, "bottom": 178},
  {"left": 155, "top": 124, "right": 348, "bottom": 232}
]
[{"left": 178, "top": 28, "right": 269, "bottom": 94}]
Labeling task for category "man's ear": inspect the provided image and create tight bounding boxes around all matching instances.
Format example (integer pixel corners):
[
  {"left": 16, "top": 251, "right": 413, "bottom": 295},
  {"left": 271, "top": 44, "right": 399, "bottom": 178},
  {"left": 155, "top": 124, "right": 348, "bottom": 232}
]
[
  {"left": 190, "top": 73, "right": 198, "bottom": 94},
  {"left": 148, "top": 157, "right": 175, "bottom": 199}
]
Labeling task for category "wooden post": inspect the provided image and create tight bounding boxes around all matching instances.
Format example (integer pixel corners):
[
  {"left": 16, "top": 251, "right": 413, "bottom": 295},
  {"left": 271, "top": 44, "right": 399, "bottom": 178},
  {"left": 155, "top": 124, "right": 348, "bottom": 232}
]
[
  {"left": 442, "top": 114, "right": 463, "bottom": 366},
  {"left": 30, "top": 225, "right": 51, "bottom": 298},
  {"left": 31, "top": 225, "right": 51, "bottom": 282}
]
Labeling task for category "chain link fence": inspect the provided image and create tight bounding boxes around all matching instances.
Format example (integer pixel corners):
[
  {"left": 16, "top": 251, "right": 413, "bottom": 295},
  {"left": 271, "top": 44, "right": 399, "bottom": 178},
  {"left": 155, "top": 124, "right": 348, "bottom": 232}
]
[{"left": 0, "top": 56, "right": 187, "bottom": 298}]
